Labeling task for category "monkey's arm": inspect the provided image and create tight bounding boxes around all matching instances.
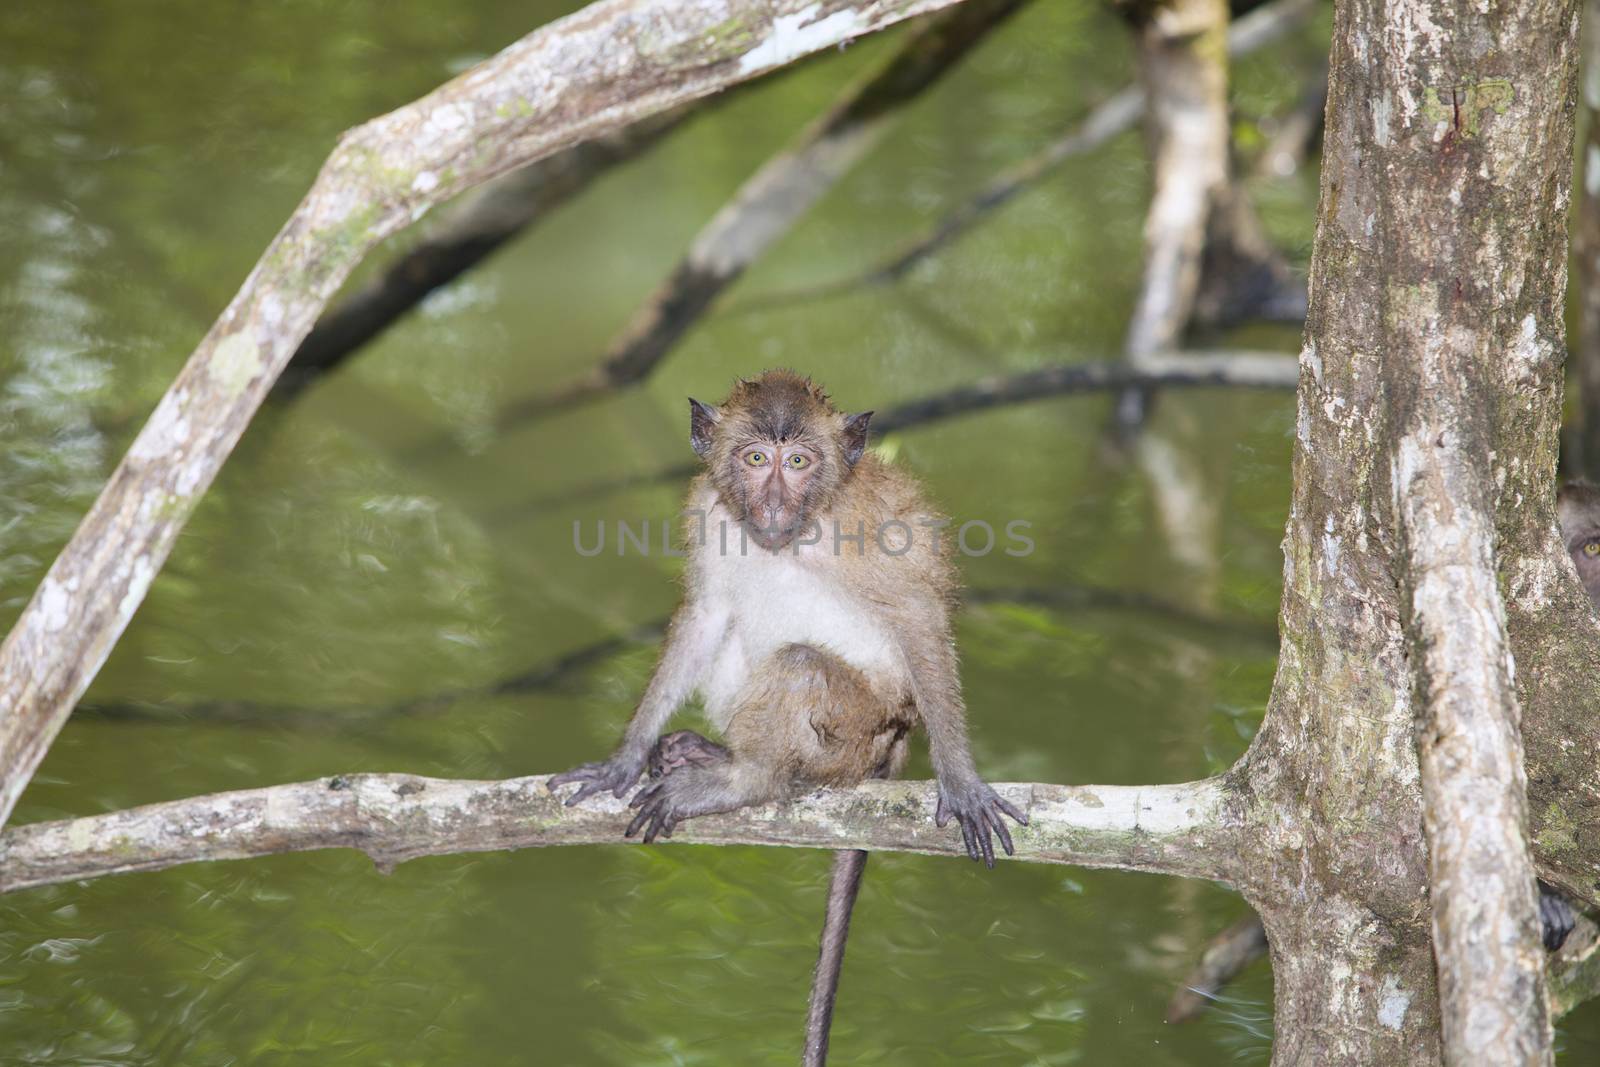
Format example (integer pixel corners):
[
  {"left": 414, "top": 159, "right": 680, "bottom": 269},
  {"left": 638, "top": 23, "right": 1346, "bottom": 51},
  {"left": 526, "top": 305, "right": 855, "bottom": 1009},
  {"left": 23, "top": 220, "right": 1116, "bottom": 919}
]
[
  {"left": 900, "top": 622, "right": 1027, "bottom": 868},
  {"left": 549, "top": 599, "right": 729, "bottom": 805}
]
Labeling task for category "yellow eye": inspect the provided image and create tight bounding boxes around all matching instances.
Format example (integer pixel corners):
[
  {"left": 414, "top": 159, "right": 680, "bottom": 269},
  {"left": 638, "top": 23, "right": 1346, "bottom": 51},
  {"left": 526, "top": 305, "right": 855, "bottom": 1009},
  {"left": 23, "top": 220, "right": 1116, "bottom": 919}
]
[
  {"left": 1585, "top": 541, "right": 1600, "bottom": 557},
  {"left": 787, "top": 454, "right": 809, "bottom": 469},
  {"left": 745, "top": 451, "right": 767, "bottom": 467}
]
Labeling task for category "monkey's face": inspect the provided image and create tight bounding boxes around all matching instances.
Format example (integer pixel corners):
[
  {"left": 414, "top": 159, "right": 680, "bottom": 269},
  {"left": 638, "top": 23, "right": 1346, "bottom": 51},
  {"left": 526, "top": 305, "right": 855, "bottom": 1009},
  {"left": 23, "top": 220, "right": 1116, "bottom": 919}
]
[
  {"left": 1566, "top": 533, "right": 1600, "bottom": 608},
  {"left": 1557, "top": 483, "right": 1600, "bottom": 611},
  {"left": 689, "top": 371, "right": 871, "bottom": 553},
  {"left": 729, "top": 439, "right": 826, "bottom": 550}
]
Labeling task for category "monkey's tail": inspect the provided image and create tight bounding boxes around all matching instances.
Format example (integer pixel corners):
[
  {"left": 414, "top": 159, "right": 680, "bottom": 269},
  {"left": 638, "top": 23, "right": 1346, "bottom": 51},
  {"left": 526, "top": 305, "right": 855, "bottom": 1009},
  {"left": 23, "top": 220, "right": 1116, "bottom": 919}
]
[{"left": 803, "top": 848, "right": 868, "bottom": 1067}]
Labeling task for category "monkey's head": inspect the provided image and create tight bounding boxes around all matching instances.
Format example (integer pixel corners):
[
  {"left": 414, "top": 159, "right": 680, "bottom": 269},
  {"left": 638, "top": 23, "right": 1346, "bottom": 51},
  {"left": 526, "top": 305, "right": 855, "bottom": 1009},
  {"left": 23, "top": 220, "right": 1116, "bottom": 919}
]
[
  {"left": 689, "top": 370, "right": 872, "bottom": 551},
  {"left": 1559, "top": 482, "right": 1600, "bottom": 609}
]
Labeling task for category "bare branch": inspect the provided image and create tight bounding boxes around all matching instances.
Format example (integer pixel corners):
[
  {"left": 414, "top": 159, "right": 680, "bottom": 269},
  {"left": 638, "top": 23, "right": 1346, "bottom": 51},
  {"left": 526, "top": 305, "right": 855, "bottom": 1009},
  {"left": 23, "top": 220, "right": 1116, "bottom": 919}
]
[
  {"left": 272, "top": 106, "right": 697, "bottom": 400},
  {"left": 875, "top": 350, "right": 1297, "bottom": 432},
  {"left": 0, "top": 774, "right": 1239, "bottom": 895},
  {"left": 0, "top": 0, "right": 976, "bottom": 831},
  {"left": 496, "top": 0, "right": 1028, "bottom": 430},
  {"left": 731, "top": 0, "right": 1317, "bottom": 315},
  {"left": 1121, "top": 0, "right": 1230, "bottom": 363}
]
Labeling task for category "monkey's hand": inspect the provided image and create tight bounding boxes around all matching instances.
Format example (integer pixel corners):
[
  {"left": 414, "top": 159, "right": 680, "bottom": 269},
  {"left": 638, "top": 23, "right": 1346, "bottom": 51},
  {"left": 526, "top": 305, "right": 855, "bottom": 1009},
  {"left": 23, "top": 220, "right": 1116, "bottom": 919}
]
[
  {"left": 935, "top": 778, "right": 1028, "bottom": 869},
  {"left": 548, "top": 750, "right": 648, "bottom": 806}
]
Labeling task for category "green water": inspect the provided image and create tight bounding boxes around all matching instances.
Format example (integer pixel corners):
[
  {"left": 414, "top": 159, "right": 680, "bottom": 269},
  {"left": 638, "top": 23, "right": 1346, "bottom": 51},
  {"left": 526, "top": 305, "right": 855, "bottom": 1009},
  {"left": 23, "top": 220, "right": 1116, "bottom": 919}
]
[{"left": 1, "top": 1, "right": 1592, "bottom": 1063}]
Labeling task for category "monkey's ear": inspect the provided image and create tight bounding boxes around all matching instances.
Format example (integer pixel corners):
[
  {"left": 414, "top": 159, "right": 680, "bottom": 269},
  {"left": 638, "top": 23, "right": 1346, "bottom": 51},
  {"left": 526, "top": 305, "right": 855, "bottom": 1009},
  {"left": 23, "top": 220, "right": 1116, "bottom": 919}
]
[
  {"left": 841, "top": 411, "right": 874, "bottom": 467},
  {"left": 689, "top": 398, "right": 721, "bottom": 458}
]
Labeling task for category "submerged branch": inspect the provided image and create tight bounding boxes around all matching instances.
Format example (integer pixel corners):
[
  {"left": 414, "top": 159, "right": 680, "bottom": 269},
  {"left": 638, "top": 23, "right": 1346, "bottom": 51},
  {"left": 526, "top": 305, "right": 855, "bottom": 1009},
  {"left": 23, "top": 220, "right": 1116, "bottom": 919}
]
[
  {"left": 1166, "top": 914, "right": 1269, "bottom": 1023},
  {"left": 0, "top": 774, "right": 1240, "bottom": 895}
]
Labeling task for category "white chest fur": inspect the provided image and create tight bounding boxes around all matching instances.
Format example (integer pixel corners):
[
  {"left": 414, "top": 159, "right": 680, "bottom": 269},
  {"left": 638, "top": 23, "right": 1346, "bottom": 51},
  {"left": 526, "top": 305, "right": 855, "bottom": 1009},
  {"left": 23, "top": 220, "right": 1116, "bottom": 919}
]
[{"left": 696, "top": 535, "right": 905, "bottom": 729}]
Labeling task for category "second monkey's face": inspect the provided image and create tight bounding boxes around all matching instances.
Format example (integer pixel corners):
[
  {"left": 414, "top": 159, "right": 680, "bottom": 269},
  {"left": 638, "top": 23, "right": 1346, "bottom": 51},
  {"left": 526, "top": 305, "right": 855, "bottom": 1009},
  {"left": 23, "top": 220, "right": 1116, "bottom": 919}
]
[
  {"left": 1559, "top": 483, "right": 1600, "bottom": 610},
  {"left": 731, "top": 437, "right": 823, "bottom": 551}
]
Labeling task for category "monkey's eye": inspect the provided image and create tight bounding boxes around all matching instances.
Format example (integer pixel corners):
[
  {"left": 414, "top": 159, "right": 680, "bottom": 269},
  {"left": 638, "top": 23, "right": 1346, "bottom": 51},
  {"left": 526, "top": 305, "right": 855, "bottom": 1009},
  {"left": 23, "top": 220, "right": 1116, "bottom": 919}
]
[
  {"left": 745, "top": 451, "right": 768, "bottom": 467},
  {"left": 787, "top": 454, "right": 810, "bottom": 470},
  {"left": 1585, "top": 541, "right": 1600, "bottom": 557}
]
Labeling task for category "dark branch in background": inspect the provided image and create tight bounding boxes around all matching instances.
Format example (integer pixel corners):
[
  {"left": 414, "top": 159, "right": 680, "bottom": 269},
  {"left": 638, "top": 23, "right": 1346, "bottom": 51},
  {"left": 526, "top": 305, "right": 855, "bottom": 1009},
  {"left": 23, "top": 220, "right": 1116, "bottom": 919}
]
[
  {"left": 77, "top": 583, "right": 1276, "bottom": 730},
  {"left": 77, "top": 619, "right": 670, "bottom": 730},
  {"left": 1165, "top": 914, "right": 1270, "bottom": 1023},
  {"left": 728, "top": 0, "right": 1317, "bottom": 316},
  {"left": 494, "top": 0, "right": 1030, "bottom": 431},
  {"left": 729, "top": 86, "right": 1144, "bottom": 314},
  {"left": 270, "top": 107, "right": 699, "bottom": 401},
  {"left": 507, "top": 349, "right": 1298, "bottom": 515}
]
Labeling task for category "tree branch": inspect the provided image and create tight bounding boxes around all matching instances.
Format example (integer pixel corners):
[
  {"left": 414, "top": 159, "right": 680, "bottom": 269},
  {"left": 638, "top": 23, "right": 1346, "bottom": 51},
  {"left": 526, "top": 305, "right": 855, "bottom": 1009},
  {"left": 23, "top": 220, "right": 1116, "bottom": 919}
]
[
  {"left": 1398, "top": 401, "right": 1552, "bottom": 1062},
  {"left": 271, "top": 104, "right": 698, "bottom": 401},
  {"left": 507, "top": 349, "right": 1297, "bottom": 514},
  {"left": 0, "top": 774, "right": 1239, "bottom": 895},
  {"left": 0, "top": 0, "right": 974, "bottom": 831},
  {"left": 728, "top": 0, "right": 1317, "bottom": 315},
  {"left": 494, "top": 0, "right": 1029, "bottom": 431}
]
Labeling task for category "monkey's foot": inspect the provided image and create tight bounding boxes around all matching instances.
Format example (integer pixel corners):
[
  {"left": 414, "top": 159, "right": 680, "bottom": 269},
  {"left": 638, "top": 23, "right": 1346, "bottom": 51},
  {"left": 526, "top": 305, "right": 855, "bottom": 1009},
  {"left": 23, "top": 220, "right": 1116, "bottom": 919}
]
[
  {"left": 625, "top": 768, "right": 737, "bottom": 844},
  {"left": 935, "top": 778, "right": 1029, "bottom": 869},
  {"left": 648, "top": 730, "right": 730, "bottom": 779},
  {"left": 1540, "top": 882, "right": 1577, "bottom": 952}
]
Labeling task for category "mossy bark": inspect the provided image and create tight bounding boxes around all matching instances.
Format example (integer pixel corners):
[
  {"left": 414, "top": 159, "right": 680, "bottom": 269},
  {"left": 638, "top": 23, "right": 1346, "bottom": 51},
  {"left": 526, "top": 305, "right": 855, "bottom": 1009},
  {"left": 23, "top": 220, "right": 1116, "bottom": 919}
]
[{"left": 1231, "top": 0, "right": 1582, "bottom": 1059}]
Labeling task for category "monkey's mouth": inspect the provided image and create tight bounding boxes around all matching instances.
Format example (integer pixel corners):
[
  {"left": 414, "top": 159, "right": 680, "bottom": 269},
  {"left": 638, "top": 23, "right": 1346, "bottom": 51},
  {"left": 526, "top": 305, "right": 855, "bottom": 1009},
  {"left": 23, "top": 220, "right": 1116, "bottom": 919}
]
[{"left": 742, "top": 517, "right": 804, "bottom": 552}]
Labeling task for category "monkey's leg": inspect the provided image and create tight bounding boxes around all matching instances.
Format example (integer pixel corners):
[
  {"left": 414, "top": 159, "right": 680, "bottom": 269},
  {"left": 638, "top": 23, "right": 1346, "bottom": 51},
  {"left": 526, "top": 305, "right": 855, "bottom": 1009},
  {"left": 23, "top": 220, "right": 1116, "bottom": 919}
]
[{"left": 625, "top": 644, "right": 882, "bottom": 841}]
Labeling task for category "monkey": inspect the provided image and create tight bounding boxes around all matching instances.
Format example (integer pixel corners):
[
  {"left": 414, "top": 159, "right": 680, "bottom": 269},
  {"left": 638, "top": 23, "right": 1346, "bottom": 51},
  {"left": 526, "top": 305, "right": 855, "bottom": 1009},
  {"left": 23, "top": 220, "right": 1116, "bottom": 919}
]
[
  {"left": 1521, "top": 480, "right": 1600, "bottom": 954},
  {"left": 550, "top": 369, "right": 1025, "bottom": 1065},
  {"left": 1558, "top": 481, "right": 1600, "bottom": 609}
]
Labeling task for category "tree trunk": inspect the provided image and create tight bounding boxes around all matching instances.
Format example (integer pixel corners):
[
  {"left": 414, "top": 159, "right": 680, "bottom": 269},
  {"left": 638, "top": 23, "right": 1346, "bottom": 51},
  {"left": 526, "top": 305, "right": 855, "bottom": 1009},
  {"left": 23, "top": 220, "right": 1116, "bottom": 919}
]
[{"left": 1232, "top": 0, "right": 1582, "bottom": 1059}]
